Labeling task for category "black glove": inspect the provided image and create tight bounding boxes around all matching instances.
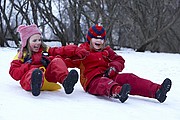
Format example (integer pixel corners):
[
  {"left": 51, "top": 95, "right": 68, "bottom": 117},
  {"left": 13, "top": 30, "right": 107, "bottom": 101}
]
[
  {"left": 104, "top": 67, "right": 117, "bottom": 78},
  {"left": 41, "top": 57, "right": 50, "bottom": 68}
]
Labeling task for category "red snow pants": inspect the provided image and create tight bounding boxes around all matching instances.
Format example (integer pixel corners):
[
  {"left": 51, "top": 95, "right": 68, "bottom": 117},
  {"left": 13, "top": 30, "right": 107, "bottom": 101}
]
[
  {"left": 87, "top": 73, "right": 161, "bottom": 98},
  {"left": 20, "top": 58, "right": 68, "bottom": 90}
]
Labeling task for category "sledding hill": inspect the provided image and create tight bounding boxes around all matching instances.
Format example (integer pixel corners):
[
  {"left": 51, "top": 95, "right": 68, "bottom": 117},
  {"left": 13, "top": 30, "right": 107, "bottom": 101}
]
[{"left": 0, "top": 47, "right": 179, "bottom": 120}]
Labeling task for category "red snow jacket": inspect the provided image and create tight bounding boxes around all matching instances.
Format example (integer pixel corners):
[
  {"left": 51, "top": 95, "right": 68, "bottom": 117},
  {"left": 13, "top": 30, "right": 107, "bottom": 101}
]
[
  {"left": 9, "top": 45, "right": 87, "bottom": 81},
  {"left": 70, "top": 42, "right": 125, "bottom": 91}
]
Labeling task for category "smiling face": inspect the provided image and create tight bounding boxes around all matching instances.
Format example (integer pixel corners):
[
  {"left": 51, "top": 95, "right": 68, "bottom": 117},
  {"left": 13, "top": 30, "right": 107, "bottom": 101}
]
[
  {"left": 91, "top": 38, "right": 105, "bottom": 50},
  {"left": 28, "top": 34, "right": 42, "bottom": 52}
]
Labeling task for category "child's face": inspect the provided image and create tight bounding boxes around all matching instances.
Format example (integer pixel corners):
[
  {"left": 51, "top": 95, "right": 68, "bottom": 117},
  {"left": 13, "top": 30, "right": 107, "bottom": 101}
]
[
  {"left": 91, "top": 38, "right": 105, "bottom": 50},
  {"left": 29, "top": 34, "right": 42, "bottom": 52}
]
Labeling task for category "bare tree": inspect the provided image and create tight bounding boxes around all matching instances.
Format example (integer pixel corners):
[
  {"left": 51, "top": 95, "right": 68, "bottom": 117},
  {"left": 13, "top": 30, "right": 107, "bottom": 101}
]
[
  {"left": 119, "top": 0, "right": 180, "bottom": 52},
  {"left": 67, "top": 0, "right": 85, "bottom": 45},
  {"left": 0, "top": 0, "right": 19, "bottom": 47},
  {"left": 78, "top": 0, "right": 121, "bottom": 48},
  {"left": 1, "top": 0, "right": 180, "bottom": 53}
]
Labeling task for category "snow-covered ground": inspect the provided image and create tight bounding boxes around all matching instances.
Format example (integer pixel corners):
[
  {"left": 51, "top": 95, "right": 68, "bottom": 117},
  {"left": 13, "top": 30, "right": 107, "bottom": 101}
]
[{"left": 0, "top": 47, "right": 180, "bottom": 120}]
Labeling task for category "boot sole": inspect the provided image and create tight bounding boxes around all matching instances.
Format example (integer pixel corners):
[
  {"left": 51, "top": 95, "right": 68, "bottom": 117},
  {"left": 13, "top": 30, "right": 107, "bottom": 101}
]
[
  {"left": 63, "top": 69, "right": 78, "bottom": 94},
  {"left": 162, "top": 78, "right": 172, "bottom": 92},
  {"left": 156, "top": 78, "right": 172, "bottom": 103},
  {"left": 31, "top": 69, "right": 43, "bottom": 96},
  {"left": 118, "top": 84, "right": 131, "bottom": 103}
]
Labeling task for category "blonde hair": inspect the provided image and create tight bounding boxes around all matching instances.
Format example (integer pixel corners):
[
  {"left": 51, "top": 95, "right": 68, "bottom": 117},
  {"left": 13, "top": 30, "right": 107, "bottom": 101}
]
[{"left": 19, "top": 38, "right": 48, "bottom": 59}]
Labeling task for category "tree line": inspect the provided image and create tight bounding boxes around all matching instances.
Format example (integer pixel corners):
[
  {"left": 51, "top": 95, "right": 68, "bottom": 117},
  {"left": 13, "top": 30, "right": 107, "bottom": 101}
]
[{"left": 1, "top": 0, "right": 180, "bottom": 53}]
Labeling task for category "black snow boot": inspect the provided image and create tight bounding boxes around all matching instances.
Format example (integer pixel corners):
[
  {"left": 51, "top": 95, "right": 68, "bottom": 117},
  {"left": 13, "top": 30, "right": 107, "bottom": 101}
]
[
  {"left": 31, "top": 69, "right": 43, "bottom": 96},
  {"left": 113, "top": 84, "right": 131, "bottom": 103},
  {"left": 62, "top": 69, "right": 78, "bottom": 94},
  {"left": 155, "top": 78, "right": 172, "bottom": 103}
]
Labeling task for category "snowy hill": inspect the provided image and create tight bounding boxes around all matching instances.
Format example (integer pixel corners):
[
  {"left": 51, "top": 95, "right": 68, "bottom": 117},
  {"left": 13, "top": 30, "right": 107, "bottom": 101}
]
[{"left": 0, "top": 47, "right": 180, "bottom": 120}]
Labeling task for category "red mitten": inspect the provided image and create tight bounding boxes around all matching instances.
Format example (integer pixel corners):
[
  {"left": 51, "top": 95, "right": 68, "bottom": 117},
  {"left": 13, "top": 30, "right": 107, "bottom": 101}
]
[
  {"left": 104, "top": 67, "right": 118, "bottom": 78},
  {"left": 75, "top": 48, "right": 89, "bottom": 59}
]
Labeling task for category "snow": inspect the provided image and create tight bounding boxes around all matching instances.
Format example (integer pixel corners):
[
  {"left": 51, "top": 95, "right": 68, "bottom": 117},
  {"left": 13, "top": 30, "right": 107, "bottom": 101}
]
[{"left": 0, "top": 47, "right": 180, "bottom": 120}]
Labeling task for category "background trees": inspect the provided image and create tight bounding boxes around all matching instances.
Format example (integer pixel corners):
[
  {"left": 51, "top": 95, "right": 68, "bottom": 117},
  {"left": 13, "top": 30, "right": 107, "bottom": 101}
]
[{"left": 1, "top": 0, "right": 180, "bottom": 53}]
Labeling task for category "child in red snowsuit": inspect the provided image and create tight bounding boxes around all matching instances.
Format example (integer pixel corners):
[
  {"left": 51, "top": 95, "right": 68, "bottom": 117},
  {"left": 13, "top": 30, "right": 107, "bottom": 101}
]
[
  {"left": 68, "top": 25, "right": 172, "bottom": 103},
  {"left": 9, "top": 24, "right": 88, "bottom": 96}
]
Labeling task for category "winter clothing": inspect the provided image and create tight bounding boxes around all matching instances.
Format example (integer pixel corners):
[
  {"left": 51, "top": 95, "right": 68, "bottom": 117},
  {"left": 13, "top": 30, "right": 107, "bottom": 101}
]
[
  {"left": 87, "top": 25, "right": 106, "bottom": 41},
  {"left": 68, "top": 42, "right": 169, "bottom": 102},
  {"left": 10, "top": 24, "right": 89, "bottom": 96},
  {"left": 9, "top": 45, "right": 86, "bottom": 92},
  {"left": 40, "top": 66, "right": 61, "bottom": 91},
  {"left": 112, "top": 84, "right": 131, "bottom": 103},
  {"left": 104, "top": 67, "right": 118, "bottom": 78},
  {"left": 17, "top": 24, "right": 41, "bottom": 59},
  {"left": 62, "top": 69, "right": 78, "bottom": 94},
  {"left": 155, "top": 78, "right": 172, "bottom": 103},
  {"left": 71, "top": 42, "right": 125, "bottom": 92},
  {"left": 31, "top": 68, "right": 43, "bottom": 96}
]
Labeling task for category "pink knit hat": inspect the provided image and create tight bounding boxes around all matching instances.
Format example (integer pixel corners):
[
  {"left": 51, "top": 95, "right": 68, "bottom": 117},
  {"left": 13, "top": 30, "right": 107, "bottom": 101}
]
[{"left": 17, "top": 24, "right": 41, "bottom": 59}]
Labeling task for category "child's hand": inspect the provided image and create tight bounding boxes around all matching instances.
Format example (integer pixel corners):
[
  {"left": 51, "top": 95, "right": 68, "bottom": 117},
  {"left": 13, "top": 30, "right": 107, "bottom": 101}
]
[
  {"left": 41, "top": 57, "right": 50, "bottom": 68},
  {"left": 75, "top": 48, "right": 89, "bottom": 59},
  {"left": 104, "top": 67, "right": 117, "bottom": 78}
]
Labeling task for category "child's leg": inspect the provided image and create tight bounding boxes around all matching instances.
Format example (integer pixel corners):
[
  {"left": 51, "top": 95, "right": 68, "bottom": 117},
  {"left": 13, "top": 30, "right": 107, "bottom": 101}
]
[
  {"left": 20, "top": 68, "right": 44, "bottom": 91},
  {"left": 87, "top": 77, "right": 119, "bottom": 96},
  {"left": 45, "top": 58, "right": 68, "bottom": 83},
  {"left": 31, "top": 68, "right": 43, "bottom": 96},
  {"left": 87, "top": 76, "right": 131, "bottom": 103},
  {"left": 114, "top": 73, "right": 160, "bottom": 98},
  {"left": 45, "top": 57, "right": 78, "bottom": 94}
]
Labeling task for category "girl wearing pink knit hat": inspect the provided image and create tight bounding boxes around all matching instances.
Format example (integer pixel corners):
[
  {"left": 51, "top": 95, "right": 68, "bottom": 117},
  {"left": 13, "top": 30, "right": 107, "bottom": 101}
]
[
  {"left": 9, "top": 24, "right": 88, "bottom": 96},
  {"left": 68, "top": 24, "right": 172, "bottom": 103}
]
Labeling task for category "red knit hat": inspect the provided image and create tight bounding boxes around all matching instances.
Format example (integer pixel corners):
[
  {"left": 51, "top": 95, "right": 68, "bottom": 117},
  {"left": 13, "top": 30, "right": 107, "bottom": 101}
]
[
  {"left": 86, "top": 25, "right": 106, "bottom": 42},
  {"left": 17, "top": 24, "right": 41, "bottom": 59}
]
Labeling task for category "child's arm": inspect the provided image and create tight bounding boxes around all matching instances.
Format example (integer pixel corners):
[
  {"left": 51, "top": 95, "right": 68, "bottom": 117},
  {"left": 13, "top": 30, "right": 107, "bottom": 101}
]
[
  {"left": 106, "top": 46, "right": 125, "bottom": 72},
  {"left": 9, "top": 59, "right": 30, "bottom": 81},
  {"left": 48, "top": 45, "right": 88, "bottom": 59}
]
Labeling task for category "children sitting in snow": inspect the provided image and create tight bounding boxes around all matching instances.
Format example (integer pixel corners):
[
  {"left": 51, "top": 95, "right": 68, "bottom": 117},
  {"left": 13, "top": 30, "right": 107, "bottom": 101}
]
[
  {"left": 9, "top": 24, "right": 88, "bottom": 96},
  {"left": 67, "top": 24, "right": 172, "bottom": 103}
]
